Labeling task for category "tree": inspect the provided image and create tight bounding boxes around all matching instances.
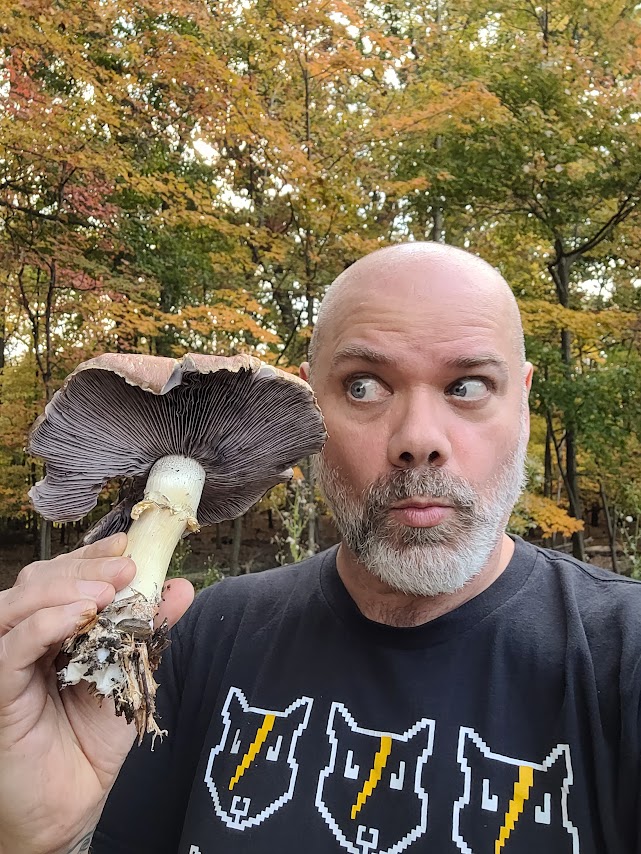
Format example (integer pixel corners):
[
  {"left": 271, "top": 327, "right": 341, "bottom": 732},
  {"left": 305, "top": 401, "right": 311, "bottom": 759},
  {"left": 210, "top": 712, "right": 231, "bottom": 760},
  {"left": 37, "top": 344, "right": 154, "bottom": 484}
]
[{"left": 375, "top": 0, "right": 641, "bottom": 559}]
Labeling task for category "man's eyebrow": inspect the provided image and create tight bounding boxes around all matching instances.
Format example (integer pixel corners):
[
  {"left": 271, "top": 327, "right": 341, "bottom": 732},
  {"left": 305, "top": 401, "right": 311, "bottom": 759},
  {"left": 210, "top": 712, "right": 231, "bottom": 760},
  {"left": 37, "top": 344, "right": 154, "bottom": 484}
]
[
  {"left": 330, "top": 346, "right": 395, "bottom": 368},
  {"left": 330, "top": 347, "right": 510, "bottom": 377},
  {"left": 444, "top": 354, "right": 510, "bottom": 377}
]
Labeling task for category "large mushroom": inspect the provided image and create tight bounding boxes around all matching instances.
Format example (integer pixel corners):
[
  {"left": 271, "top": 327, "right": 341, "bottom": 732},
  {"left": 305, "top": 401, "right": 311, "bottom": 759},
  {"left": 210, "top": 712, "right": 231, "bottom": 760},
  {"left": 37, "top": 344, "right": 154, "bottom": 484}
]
[{"left": 28, "top": 353, "right": 326, "bottom": 742}]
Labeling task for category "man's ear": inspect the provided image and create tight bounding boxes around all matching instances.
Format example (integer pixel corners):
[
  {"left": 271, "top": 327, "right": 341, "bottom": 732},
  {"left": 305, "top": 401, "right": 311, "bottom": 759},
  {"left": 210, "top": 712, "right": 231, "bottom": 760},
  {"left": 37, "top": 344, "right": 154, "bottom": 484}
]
[
  {"left": 524, "top": 361, "right": 534, "bottom": 394},
  {"left": 300, "top": 361, "right": 310, "bottom": 383}
]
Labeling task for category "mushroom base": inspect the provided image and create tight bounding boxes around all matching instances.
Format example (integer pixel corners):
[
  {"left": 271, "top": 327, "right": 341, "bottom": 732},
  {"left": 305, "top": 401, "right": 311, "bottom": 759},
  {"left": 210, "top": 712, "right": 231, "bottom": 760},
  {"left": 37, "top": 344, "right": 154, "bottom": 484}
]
[{"left": 58, "top": 594, "right": 170, "bottom": 745}]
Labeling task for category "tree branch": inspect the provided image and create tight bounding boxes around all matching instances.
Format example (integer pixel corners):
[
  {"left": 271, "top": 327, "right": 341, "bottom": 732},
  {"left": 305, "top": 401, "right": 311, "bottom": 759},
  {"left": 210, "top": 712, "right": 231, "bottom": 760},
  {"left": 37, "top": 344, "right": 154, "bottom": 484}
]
[
  {"left": 545, "top": 409, "right": 578, "bottom": 511},
  {"left": 0, "top": 198, "right": 91, "bottom": 228}
]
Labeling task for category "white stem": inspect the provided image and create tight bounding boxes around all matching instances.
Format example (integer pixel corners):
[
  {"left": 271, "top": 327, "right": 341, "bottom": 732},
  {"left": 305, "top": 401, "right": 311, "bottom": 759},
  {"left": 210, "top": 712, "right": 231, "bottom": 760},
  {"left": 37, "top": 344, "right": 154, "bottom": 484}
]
[{"left": 114, "top": 455, "right": 206, "bottom": 602}]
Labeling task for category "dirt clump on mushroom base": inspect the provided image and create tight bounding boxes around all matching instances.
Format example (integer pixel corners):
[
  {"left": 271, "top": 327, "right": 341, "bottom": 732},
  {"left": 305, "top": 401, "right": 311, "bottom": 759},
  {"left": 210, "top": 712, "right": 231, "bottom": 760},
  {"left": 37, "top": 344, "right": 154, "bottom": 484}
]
[
  {"left": 28, "top": 353, "right": 326, "bottom": 743},
  {"left": 62, "top": 599, "right": 171, "bottom": 742}
]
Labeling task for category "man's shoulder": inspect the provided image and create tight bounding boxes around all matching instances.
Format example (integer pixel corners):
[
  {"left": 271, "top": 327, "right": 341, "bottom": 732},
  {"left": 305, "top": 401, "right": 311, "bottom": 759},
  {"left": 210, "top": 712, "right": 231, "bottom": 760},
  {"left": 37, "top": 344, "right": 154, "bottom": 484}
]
[
  {"left": 528, "top": 538, "right": 641, "bottom": 590},
  {"left": 522, "top": 537, "right": 641, "bottom": 631}
]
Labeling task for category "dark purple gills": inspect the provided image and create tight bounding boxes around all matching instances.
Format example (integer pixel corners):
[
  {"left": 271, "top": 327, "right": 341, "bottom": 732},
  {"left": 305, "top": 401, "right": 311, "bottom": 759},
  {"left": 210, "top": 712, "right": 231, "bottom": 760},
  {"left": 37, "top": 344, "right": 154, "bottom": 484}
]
[{"left": 28, "top": 358, "right": 326, "bottom": 541}]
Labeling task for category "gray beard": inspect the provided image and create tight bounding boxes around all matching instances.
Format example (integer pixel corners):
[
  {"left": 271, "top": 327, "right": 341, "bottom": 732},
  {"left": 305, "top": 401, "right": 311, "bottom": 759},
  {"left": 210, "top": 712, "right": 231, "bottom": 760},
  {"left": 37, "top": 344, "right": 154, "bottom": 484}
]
[{"left": 313, "top": 428, "right": 528, "bottom": 597}]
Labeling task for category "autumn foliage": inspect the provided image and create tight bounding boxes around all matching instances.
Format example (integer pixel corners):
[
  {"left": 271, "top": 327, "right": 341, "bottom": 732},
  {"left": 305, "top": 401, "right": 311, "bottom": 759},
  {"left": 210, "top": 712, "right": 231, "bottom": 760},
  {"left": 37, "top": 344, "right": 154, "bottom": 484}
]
[{"left": 1, "top": 0, "right": 641, "bottom": 567}]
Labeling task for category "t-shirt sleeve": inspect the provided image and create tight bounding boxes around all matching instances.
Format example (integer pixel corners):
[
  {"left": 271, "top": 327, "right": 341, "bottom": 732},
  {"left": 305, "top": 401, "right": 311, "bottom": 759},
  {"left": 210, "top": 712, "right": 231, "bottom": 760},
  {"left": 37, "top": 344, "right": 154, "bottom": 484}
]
[
  {"left": 629, "top": 654, "right": 641, "bottom": 854},
  {"left": 617, "top": 627, "right": 641, "bottom": 853}
]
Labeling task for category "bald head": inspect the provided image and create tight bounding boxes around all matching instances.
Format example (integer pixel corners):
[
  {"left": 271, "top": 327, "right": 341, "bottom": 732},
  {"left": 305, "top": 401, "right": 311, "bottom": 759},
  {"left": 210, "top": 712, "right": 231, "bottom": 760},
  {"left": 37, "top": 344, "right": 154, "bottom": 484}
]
[{"left": 308, "top": 243, "right": 525, "bottom": 377}]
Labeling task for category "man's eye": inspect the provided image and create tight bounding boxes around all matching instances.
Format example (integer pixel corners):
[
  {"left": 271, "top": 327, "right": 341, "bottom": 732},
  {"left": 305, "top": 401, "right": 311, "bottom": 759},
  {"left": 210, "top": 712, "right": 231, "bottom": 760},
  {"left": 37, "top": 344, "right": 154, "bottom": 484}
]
[
  {"left": 448, "top": 378, "right": 491, "bottom": 400},
  {"left": 346, "top": 377, "right": 389, "bottom": 402}
]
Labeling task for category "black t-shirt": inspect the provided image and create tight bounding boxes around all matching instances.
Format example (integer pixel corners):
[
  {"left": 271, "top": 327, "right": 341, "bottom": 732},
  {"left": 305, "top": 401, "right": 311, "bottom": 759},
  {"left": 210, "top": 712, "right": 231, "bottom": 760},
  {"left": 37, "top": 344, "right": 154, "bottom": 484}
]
[{"left": 94, "top": 537, "right": 641, "bottom": 853}]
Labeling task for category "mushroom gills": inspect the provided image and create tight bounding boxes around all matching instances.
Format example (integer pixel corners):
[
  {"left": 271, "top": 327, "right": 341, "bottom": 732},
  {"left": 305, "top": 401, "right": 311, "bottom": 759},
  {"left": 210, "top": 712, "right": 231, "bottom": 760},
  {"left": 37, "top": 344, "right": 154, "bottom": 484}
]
[{"left": 59, "top": 455, "right": 206, "bottom": 743}]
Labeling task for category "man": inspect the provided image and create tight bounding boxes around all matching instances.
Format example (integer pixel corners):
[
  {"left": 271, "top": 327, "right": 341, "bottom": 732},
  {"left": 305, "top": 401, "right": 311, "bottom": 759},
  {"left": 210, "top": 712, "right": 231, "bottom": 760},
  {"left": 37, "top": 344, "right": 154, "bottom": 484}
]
[{"left": 0, "top": 242, "right": 639, "bottom": 854}]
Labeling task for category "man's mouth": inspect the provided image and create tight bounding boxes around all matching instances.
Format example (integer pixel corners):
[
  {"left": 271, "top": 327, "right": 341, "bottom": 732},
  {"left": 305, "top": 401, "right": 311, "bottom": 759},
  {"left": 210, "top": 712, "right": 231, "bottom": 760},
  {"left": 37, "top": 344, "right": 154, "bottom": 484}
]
[
  {"left": 390, "top": 497, "right": 454, "bottom": 510},
  {"left": 388, "top": 497, "right": 455, "bottom": 528}
]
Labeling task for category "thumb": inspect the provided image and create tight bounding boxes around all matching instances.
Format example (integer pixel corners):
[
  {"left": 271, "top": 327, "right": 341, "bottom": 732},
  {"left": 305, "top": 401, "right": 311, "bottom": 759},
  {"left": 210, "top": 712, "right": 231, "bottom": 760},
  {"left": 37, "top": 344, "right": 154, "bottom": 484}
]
[{"left": 155, "top": 578, "right": 194, "bottom": 629}]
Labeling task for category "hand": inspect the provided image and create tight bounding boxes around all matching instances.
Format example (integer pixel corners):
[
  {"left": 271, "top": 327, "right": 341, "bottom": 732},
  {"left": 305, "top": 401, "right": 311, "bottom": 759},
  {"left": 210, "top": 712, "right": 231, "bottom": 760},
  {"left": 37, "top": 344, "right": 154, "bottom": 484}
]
[{"left": 0, "top": 533, "right": 194, "bottom": 854}]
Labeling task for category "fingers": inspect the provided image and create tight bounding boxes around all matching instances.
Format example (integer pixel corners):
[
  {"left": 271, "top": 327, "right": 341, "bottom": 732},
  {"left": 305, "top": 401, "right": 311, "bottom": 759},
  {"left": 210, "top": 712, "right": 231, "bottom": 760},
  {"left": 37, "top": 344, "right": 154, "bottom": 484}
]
[
  {"left": 5, "top": 532, "right": 196, "bottom": 643},
  {"left": 156, "top": 578, "right": 195, "bottom": 630},
  {"left": 0, "top": 536, "right": 193, "bottom": 713},
  {"left": 0, "top": 599, "right": 97, "bottom": 708},
  {"left": 0, "top": 578, "right": 117, "bottom": 636},
  {"left": 71, "top": 532, "right": 128, "bottom": 560},
  {"left": 15, "top": 536, "right": 135, "bottom": 592}
]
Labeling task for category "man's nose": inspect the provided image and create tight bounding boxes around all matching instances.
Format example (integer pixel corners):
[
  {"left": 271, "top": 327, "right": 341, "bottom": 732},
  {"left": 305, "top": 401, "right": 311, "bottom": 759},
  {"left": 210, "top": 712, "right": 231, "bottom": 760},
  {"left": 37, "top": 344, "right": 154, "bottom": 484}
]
[{"left": 387, "top": 392, "right": 452, "bottom": 469}]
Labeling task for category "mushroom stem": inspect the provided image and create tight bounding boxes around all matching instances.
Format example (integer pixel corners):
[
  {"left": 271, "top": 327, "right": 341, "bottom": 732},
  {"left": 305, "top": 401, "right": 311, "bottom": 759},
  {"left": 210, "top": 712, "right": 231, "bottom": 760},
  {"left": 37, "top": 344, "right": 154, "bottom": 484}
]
[
  {"left": 59, "top": 455, "right": 206, "bottom": 743},
  {"left": 116, "top": 454, "right": 206, "bottom": 603}
]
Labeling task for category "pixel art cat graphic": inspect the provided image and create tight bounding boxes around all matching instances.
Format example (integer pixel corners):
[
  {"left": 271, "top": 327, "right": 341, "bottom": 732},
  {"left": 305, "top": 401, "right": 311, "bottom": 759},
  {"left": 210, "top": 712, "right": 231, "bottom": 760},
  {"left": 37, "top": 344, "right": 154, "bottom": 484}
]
[
  {"left": 453, "top": 727, "right": 580, "bottom": 853},
  {"left": 315, "top": 702, "right": 435, "bottom": 854},
  {"left": 204, "top": 687, "right": 312, "bottom": 831}
]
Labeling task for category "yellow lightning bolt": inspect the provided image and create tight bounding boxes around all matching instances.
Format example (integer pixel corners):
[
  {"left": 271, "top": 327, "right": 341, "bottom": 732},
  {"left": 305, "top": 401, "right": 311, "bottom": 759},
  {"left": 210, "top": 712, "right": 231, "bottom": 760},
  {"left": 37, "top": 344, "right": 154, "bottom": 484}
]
[
  {"left": 494, "top": 765, "right": 534, "bottom": 852},
  {"left": 229, "top": 714, "right": 276, "bottom": 791},
  {"left": 350, "top": 736, "right": 393, "bottom": 820}
]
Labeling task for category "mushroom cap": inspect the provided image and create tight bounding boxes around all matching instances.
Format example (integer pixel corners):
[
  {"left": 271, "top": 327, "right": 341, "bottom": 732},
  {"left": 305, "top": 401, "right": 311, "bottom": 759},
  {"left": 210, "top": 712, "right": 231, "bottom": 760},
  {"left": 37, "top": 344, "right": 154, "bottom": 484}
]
[{"left": 28, "top": 353, "right": 326, "bottom": 540}]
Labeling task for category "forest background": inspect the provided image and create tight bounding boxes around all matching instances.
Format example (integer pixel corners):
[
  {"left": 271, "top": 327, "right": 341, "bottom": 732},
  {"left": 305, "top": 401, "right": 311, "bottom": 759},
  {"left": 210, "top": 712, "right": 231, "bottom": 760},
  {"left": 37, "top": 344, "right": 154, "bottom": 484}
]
[{"left": 1, "top": 0, "right": 641, "bottom": 589}]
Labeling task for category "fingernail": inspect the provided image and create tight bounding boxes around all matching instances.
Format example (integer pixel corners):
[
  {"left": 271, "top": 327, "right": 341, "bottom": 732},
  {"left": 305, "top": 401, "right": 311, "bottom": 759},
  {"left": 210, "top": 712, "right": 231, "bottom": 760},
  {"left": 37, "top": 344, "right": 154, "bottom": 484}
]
[
  {"left": 103, "top": 558, "right": 131, "bottom": 577},
  {"left": 77, "top": 580, "right": 111, "bottom": 597}
]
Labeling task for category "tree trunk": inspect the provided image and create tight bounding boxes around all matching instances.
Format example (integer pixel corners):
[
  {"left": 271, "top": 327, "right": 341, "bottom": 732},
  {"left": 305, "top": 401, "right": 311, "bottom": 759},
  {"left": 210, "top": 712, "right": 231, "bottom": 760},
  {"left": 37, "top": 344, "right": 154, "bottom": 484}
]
[
  {"left": 300, "top": 51, "right": 319, "bottom": 558},
  {"left": 230, "top": 515, "right": 243, "bottom": 576},
  {"left": 43, "top": 263, "right": 54, "bottom": 401},
  {"left": 543, "top": 418, "right": 553, "bottom": 547},
  {"left": 599, "top": 481, "right": 618, "bottom": 573},
  {"left": 431, "top": 205, "right": 444, "bottom": 243},
  {"left": 543, "top": 369, "right": 553, "bottom": 499},
  {"left": 551, "top": 246, "right": 585, "bottom": 561},
  {"left": 0, "top": 282, "right": 5, "bottom": 376},
  {"left": 565, "top": 426, "right": 585, "bottom": 561},
  {"left": 430, "top": 137, "right": 445, "bottom": 242},
  {"left": 0, "top": 294, "right": 5, "bottom": 406},
  {"left": 305, "top": 458, "right": 316, "bottom": 557},
  {"left": 544, "top": 434, "right": 553, "bottom": 498},
  {"left": 39, "top": 518, "right": 52, "bottom": 561}
]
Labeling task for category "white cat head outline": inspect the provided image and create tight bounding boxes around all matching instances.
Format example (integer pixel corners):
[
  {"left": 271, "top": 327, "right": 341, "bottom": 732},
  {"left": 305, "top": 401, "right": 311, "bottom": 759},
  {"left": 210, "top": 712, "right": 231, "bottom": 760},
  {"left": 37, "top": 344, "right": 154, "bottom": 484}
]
[
  {"left": 453, "top": 727, "right": 580, "bottom": 854},
  {"left": 204, "top": 687, "right": 313, "bottom": 831},
  {"left": 316, "top": 702, "right": 435, "bottom": 854}
]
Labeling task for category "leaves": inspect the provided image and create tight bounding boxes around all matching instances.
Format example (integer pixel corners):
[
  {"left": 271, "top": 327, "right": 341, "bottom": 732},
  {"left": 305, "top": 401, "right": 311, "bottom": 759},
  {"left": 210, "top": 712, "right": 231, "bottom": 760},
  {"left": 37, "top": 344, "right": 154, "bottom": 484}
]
[
  {"left": 510, "top": 493, "right": 585, "bottom": 539},
  {"left": 1, "top": 0, "right": 641, "bottom": 549}
]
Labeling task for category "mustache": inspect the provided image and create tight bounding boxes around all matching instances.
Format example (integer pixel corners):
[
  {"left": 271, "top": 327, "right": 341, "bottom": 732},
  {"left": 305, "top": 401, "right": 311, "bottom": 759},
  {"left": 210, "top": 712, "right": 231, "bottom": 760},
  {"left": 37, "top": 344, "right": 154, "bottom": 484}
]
[{"left": 363, "top": 467, "right": 477, "bottom": 512}]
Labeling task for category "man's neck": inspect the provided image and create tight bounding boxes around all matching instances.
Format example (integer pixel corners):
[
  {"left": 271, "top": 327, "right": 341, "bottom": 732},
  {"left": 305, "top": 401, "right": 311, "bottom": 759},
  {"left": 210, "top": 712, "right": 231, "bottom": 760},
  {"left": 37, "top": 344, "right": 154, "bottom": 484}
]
[{"left": 335, "top": 534, "right": 515, "bottom": 628}]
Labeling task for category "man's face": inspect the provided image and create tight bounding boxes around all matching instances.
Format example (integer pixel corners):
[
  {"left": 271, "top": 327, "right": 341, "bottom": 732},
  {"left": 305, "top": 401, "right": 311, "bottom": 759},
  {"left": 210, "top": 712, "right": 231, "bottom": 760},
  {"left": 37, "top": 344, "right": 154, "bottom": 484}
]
[{"left": 305, "top": 256, "right": 532, "bottom": 596}]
